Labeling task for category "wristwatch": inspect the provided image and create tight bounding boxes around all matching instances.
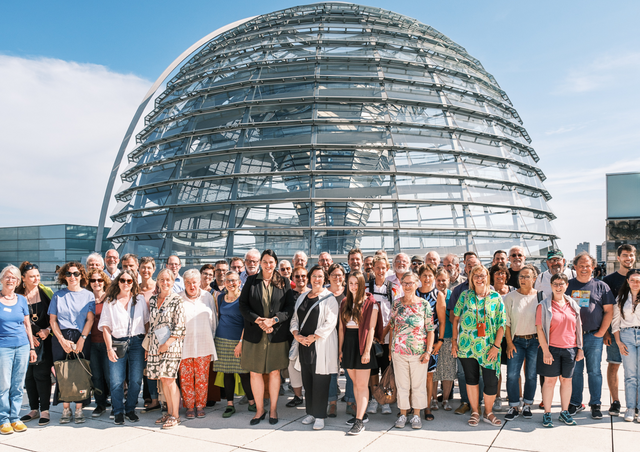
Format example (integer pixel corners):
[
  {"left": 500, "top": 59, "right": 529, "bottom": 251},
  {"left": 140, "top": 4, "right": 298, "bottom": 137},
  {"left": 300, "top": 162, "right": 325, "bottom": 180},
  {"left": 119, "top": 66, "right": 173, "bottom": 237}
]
[
  {"left": 273, "top": 317, "right": 280, "bottom": 324},
  {"left": 81, "top": 335, "right": 88, "bottom": 340}
]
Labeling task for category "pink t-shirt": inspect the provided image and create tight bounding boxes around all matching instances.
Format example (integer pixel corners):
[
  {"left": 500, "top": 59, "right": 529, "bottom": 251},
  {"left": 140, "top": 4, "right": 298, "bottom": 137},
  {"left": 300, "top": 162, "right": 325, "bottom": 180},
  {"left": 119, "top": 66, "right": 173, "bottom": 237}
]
[{"left": 536, "top": 300, "right": 577, "bottom": 349}]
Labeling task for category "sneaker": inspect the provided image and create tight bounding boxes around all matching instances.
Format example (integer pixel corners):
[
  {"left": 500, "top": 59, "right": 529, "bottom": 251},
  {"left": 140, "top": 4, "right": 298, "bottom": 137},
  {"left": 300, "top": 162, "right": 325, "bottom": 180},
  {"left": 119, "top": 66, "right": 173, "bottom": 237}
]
[
  {"left": 443, "top": 400, "right": 453, "bottom": 411},
  {"left": 286, "top": 396, "right": 303, "bottom": 407},
  {"left": 542, "top": 412, "right": 554, "bottom": 428},
  {"left": 301, "top": 415, "right": 315, "bottom": 425},
  {"left": 410, "top": 414, "right": 422, "bottom": 429},
  {"left": 591, "top": 404, "right": 603, "bottom": 419},
  {"left": 381, "top": 403, "right": 392, "bottom": 414},
  {"left": 624, "top": 408, "right": 636, "bottom": 422},
  {"left": 59, "top": 408, "right": 72, "bottom": 424},
  {"left": 347, "top": 419, "right": 365, "bottom": 435},
  {"left": 0, "top": 423, "right": 13, "bottom": 435},
  {"left": 454, "top": 402, "right": 470, "bottom": 415},
  {"left": 92, "top": 406, "right": 106, "bottom": 418},
  {"left": 493, "top": 397, "right": 503, "bottom": 412},
  {"left": 609, "top": 400, "right": 621, "bottom": 417},
  {"left": 346, "top": 413, "right": 369, "bottom": 425},
  {"left": 114, "top": 413, "right": 125, "bottom": 425},
  {"left": 109, "top": 410, "right": 115, "bottom": 419},
  {"left": 522, "top": 405, "right": 533, "bottom": 419},
  {"left": 395, "top": 414, "right": 407, "bottom": 428},
  {"left": 125, "top": 411, "right": 139, "bottom": 423},
  {"left": 10, "top": 421, "right": 27, "bottom": 433},
  {"left": 559, "top": 410, "right": 576, "bottom": 426},
  {"left": 367, "top": 399, "right": 379, "bottom": 414},
  {"left": 74, "top": 409, "right": 85, "bottom": 424},
  {"left": 568, "top": 403, "right": 585, "bottom": 415},
  {"left": 312, "top": 418, "right": 324, "bottom": 430},
  {"left": 504, "top": 406, "right": 520, "bottom": 421}
]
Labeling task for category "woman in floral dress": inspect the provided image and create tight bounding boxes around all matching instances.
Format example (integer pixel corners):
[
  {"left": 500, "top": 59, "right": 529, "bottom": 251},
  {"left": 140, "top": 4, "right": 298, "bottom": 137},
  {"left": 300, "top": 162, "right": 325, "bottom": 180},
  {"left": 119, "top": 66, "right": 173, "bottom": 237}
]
[{"left": 389, "top": 272, "right": 435, "bottom": 430}]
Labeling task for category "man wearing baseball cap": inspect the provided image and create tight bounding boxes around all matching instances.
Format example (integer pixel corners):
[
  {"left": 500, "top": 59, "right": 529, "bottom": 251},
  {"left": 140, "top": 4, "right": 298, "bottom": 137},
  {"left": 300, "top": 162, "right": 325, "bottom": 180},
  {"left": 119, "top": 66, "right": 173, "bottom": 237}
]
[
  {"left": 534, "top": 249, "right": 576, "bottom": 297},
  {"left": 410, "top": 255, "right": 424, "bottom": 273}
]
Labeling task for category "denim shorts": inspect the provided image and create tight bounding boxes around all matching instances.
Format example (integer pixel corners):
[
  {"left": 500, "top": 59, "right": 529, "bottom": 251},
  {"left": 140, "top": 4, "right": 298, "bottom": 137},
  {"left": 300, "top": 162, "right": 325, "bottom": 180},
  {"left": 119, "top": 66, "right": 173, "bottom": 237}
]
[{"left": 606, "top": 340, "right": 622, "bottom": 364}]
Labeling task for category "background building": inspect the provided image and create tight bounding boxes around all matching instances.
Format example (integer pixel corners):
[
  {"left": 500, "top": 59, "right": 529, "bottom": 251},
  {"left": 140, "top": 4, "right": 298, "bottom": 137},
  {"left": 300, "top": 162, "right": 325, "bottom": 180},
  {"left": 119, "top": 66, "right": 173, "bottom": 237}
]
[
  {"left": 606, "top": 171, "right": 640, "bottom": 273},
  {"left": 0, "top": 224, "right": 111, "bottom": 287},
  {"left": 102, "top": 3, "right": 558, "bottom": 264},
  {"left": 575, "top": 241, "right": 590, "bottom": 256}
]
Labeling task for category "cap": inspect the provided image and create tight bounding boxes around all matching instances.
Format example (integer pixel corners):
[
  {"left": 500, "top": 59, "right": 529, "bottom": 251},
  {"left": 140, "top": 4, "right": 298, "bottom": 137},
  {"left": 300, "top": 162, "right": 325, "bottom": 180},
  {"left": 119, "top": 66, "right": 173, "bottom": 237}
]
[
  {"left": 411, "top": 255, "right": 424, "bottom": 263},
  {"left": 547, "top": 249, "right": 564, "bottom": 260}
]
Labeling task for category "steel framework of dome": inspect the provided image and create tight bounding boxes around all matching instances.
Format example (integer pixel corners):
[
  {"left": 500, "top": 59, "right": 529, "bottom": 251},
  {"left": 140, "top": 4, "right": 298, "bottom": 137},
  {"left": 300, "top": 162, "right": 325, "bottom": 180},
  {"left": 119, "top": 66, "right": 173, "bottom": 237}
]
[{"left": 102, "top": 2, "right": 558, "bottom": 262}]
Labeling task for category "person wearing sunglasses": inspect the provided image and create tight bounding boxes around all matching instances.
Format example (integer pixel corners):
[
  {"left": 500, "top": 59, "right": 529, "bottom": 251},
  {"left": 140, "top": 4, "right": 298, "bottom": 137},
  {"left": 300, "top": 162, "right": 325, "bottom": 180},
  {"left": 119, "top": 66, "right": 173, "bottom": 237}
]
[
  {"left": 214, "top": 271, "right": 256, "bottom": 418},
  {"left": 15, "top": 262, "right": 54, "bottom": 426},
  {"left": 48, "top": 262, "right": 96, "bottom": 424},
  {"left": 506, "top": 246, "right": 526, "bottom": 289},
  {"left": 98, "top": 269, "right": 149, "bottom": 426},
  {"left": 286, "top": 266, "right": 308, "bottom": 408},
  {"left": 86, "top": 269, "right": 112, "bottom": 419},
  {"left": 0, "top": 265, "right": 37, "bottom": 435}
]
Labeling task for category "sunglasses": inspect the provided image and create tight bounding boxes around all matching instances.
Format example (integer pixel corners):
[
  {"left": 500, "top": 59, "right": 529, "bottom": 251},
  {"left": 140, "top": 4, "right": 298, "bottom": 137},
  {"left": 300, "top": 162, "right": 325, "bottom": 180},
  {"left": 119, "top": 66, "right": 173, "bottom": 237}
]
[
  {"left": 510, "top": 254, "right": 524, "bottom": 258},
  {"left": 65, "top": 271, "right": 81, "bottom": 278},
  {"left": 23, "top": 264, "right": 39, "bottom": 272},
  {"left": 89, "top": 279, "right": 104, "bottom": 284},
  {"left": 293, "top": 275, "right": 307, "bottom": 279},
  {"left": 119, "top": 279, "right": 134, "bottom": 285}
]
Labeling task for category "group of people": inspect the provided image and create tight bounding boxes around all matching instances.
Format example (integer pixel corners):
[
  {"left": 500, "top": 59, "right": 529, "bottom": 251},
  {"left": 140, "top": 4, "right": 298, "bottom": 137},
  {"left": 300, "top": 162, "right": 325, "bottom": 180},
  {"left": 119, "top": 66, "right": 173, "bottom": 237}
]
[{"left": 0, "top": 243, "right": 639, "bottom": 436}]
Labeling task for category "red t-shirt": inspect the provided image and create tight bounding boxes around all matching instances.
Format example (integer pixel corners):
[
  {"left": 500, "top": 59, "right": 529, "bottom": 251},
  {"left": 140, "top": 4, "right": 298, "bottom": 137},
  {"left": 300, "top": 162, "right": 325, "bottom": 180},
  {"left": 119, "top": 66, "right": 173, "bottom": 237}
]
[
  {"left": 91, "top": 302, "right": 105, "bottom": 343},
  {"left": 536, "top": 300, "right": 577, "bottom": 349}
]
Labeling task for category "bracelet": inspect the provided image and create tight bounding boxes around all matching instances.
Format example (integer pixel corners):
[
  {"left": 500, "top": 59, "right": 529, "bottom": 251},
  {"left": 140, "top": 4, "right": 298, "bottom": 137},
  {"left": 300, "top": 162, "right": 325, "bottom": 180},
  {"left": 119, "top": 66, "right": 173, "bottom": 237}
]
[
  {"left": 30, "top": 348, "right": 35, "bottom": 350},
  {"left": 437, "top": 338, "right": 444, "bottom": 343},
  {"left": 492, "top": 344, "right": 500, "bottom": 350}
]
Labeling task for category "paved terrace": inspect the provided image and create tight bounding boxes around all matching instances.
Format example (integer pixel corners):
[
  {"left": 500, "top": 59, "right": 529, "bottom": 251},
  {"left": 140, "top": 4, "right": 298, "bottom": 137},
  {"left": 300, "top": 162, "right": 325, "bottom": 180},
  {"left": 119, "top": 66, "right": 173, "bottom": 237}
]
[{"left": 0, "top": 362, "right": 635, "bottom": 452}]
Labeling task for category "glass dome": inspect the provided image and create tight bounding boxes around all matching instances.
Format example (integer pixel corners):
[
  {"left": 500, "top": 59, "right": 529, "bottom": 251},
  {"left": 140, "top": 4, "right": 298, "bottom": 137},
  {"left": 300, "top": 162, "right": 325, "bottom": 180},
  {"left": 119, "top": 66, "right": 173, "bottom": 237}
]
[{"left": 107, "top": 2, "right": 558, "bottom": 262}]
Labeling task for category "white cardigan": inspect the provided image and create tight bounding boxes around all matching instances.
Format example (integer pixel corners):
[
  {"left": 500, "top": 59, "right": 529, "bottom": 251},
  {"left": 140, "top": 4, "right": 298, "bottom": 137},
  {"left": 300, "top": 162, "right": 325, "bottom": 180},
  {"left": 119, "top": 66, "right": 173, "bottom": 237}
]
[{"left": 290, "top": 288, "right": 339, "bottom": 375}]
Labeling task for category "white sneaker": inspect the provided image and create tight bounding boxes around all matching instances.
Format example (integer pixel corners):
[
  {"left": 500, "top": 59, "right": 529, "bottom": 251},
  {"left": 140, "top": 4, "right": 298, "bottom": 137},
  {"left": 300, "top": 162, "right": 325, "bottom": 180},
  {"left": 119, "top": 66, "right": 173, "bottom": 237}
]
[
  {"left": 624, "top": 408, "right": 636, "bottom": 422},
  {"left": 395, "top": 414, "right": 407, "bottom": 428},
  {"left": 493, "top": 397, "right": 503, "bottom": 412},
  {"left": 312, "top": 418, "right": 325, "bottom": 430},
  {"left": 301, "top": 415, "right": 315, "bottom": 425},
  {"left": 367, "top": 399, "right": 379, "bottom": 414},
  {"left": 381, "top": 403, "right": 392, "bottom": 414},
  {"left": 410, "top": 414, "right": 422, "bottom": 429}
]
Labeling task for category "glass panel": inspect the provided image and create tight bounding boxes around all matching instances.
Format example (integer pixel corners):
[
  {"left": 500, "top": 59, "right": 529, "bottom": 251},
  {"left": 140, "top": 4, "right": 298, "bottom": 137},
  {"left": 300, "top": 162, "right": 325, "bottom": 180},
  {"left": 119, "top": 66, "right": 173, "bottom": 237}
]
[
  {"left": 39, "top": 239, "right": 66, "bottom": 250},
  {"left": 317, "top": 82, "right": 383, "bottom": 98},
  {"left": 39, "top": 225, "right": 65, "bottom": 239},
  {"left": 252, "top": 83, "right": 315, "bottom": 101},
  {"left": 317, "top": 103, "right": 386, "bottom": 121},
  {"left": 17, "top": 227, "right": 38, "bottom": 240},
  {"left": 194, "top": 108, "right": 244, "bottom": 131},
  {"left": 315, "top": 149, "right": 393, "bottom": 171},
  {"left": 0, "top": 241, "right": 18, "bottom": 251},
  {"left": 0, "top": 228, "right": 17, "bottom": 241},
  {"left": 247, "top": 104, "right": 313, "bottom": 123},
  {"left": 244, "top": 126, "right": 312, "bottom": 146},
  {"left": 391, "top": 127, "right": 454, "bottom": 149},
  {"left": 316, "top": 125, "right": 388, "bottom": 146},
  {"left": 394, "top": 151, "right": 457, "bottom": 173},
  {"left": 189, "top": 132, "right": 241, "bottom": 154},
  {"left": 243, "top": 150, "right": 311, "bottom": 173}
]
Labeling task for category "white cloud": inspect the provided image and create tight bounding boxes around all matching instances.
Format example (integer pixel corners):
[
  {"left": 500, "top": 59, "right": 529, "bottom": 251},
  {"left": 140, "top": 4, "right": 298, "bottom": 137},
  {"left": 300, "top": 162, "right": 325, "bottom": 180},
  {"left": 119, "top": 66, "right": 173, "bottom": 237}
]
[{"left": 0, "top": 55, "right": 150, "bottom": 227}]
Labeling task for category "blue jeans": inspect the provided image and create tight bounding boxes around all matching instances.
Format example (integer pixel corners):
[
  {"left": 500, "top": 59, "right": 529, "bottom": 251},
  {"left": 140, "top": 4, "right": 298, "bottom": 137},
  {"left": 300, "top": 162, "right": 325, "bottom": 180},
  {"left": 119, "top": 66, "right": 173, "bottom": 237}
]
[
  {"left": 90, "top": 342, "right": 111, "bottom": 408},
  {"left": 108, "top": 336, "right": 145, "bottom": 415},
  {"left": 457, "top": 358, "right": 483, "bottom": 404},
  {"left": 571, "top": 332, "right": 603, "bottom": 407},
  {"left": 328, "top": 373, "right": 338, "bottom": 402},
  {"left": 620, "top": 328, "right": 640, "bottom": 410},
  {"left": 506, "top": 337, "right": 539, "bottom": 406},
  {"left": 0, "top": 344, "right": 30, "bottom": 424},
  {"left": 344, "top": 371, "right": 355, "bottom": 403}
]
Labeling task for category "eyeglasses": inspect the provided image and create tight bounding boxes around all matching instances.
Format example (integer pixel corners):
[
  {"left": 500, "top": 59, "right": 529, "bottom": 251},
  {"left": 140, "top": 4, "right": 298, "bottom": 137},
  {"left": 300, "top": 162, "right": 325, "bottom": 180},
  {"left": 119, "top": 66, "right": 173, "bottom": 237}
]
[
  {"left": 246, "top": 259, "right": 259, "bottom": 264},
  {"left": 519, "top": 275, "right": 532, "bottom": 280},
  {"left": 119, "top": 279, "right": 134, "bottom": 285},
  {"left": 201, "top": 272, "right": 214, "bottom": 278},
  {"left": 89, "top": 279, "right": 103, "bottom": 284},
  {"left": 65, "top": 271, "right": 81, "bottom": 278},
  {"left": 551, "top": 283, "right": 566, "bottom": 288},
  {"left": 472, "top": 275, "right": 487, "bottom": 280},
  {"left": 510, "top": 253, "right": 524, "bottom": 258},
  {"left": 22, "top": 264, "right": 39, "bottom": 272},
  {"left": 293, "top": 275, "right": 307, "bottom": 279},
  {"left": 225, "top": 279, "right": 240, "bottom": 283},
  {"left": 401, "top": 281, "right": 416, "bottom": 287}
]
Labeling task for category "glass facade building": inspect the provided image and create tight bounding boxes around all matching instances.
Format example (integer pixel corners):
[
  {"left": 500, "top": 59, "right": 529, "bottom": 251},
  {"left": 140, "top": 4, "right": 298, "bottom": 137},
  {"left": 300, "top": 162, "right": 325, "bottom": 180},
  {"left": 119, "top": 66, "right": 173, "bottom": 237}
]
[
  {"left": 106, "top": 3, "right": 557, "bottom": 263},
  {"left": 0, "top": 224, "right": 111, "bottom": 286}
]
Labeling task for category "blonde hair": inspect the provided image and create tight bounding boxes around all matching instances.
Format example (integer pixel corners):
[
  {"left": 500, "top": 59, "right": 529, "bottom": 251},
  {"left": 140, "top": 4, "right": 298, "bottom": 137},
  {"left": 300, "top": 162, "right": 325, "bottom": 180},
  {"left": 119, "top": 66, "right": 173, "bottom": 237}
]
[{"left": 468, "top": 265, "right": 490, "bottom": 293}]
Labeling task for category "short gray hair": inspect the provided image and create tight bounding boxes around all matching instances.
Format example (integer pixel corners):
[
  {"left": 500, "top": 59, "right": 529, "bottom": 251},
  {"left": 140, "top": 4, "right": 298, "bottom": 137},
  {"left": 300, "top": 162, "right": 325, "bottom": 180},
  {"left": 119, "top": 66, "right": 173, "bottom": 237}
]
[
  {"left": 245, "top": 248, "right": 260, "bottom": 260},
  {"left": 0, "top": 265, "right": 21, "bottom": 283},
  {"left": 183, "top": 268, "right": 201, "bottom": 281},
  {"left": 444, "top": 253, "right": 460, "bottom": 265},
  {"left": 293, "top": 251, "right": 308, "bottom": 261},
  {"left": 573, "top": 252, "right": 596, "bottom": 268},
  {"left": 86, "top": 252, "right": 104, "bottom": 267},
  {"left": 509, "top": 246, "right": 526, "bottom": 257}
]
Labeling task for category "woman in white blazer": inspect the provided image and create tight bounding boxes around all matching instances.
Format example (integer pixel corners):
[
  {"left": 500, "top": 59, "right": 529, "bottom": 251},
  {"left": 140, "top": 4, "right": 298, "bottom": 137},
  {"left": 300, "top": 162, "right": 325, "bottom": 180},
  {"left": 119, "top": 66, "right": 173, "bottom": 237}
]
[{"left": 290, "top": 265, "right": 339, "bottom": 430}]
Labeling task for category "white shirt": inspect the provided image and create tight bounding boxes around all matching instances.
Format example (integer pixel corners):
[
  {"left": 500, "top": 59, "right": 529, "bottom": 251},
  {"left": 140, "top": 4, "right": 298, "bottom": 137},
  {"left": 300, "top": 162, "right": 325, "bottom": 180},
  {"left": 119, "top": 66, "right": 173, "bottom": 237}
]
[
  {"left": 534, "top": 267, "right": 576, "bottom": 297},
  {"left": 98, "top": 295, "right": 149, "bottom": 338},
  {"left": 612, "top": 293, "right": 640, "bottom": 333},
  {"left": 372, "top": 283, "right": 392, "bottom": 344},
  {"left": 172, "top": 274, "right": 185, "bottom": 293},
  {"left": 179, "top": 289, "right": 217, "bottom": 361},
  {"left": 105, "top": 268, "right": 121, "bottom": 281}
]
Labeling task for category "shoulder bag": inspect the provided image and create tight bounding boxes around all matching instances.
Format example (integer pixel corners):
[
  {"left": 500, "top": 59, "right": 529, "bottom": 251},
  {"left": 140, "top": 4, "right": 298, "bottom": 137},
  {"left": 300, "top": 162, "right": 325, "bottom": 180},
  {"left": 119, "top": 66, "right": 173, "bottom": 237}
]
[{"left": 112, "top": 300, "right": 135, "bottom": 359}]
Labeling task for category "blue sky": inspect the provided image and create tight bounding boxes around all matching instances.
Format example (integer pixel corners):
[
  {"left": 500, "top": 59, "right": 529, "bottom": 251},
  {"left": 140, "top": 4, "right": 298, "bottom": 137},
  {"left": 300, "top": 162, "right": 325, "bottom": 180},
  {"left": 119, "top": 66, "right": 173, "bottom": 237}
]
[{"left": 2, "top": 0, "right": 639, "bottom": 259}]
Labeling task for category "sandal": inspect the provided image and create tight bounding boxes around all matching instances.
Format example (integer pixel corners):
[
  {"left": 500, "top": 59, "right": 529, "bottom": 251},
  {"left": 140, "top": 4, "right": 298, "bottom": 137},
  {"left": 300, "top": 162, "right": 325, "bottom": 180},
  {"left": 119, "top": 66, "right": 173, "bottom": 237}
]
[
  {"left": 162, "top": 416, "right": 179, "bottom": 430},
  {"left": 185, "top": 408, "right": 195, "bottom": 419},
  {"left": 196, "top": 408, "right": 206, "bottom": 418},
  {"left": 424, "top": 412, "right": 435, "bottom": 421},
  {"left": 468, "top": 412, "right": 480, "bottom": 427},
  {"left": 483, "top": 412, "right": 502, "bottom": 427},
  {"left": 155, "top": 413, "right": 171, "bottom": 425}
]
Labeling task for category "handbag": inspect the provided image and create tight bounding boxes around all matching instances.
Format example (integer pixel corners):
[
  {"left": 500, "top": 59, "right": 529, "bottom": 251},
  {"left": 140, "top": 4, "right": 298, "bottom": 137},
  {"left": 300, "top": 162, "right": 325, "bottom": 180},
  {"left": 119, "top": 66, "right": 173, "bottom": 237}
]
[
  {"left": 112, "top": 300, "right": 135, "bottom": 359},
  {"left": 53, "top": 352, "right": 95, "bottom": 402},
  {"left": 373, "top": 362, "right": 397, "bottom": 405},
  {"left": 372, "top": 341, "right": 384, "bottom": 358}
]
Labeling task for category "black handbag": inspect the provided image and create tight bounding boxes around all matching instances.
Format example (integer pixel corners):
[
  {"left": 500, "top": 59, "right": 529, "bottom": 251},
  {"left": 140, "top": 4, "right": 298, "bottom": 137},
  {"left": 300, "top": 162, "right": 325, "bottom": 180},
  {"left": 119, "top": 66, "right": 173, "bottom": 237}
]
[
  {"left": 373, "top": 340, "right": 384, "bottom": 358},
  {"left": 112, "top": 300, "right": 135, "bottom": 359}
]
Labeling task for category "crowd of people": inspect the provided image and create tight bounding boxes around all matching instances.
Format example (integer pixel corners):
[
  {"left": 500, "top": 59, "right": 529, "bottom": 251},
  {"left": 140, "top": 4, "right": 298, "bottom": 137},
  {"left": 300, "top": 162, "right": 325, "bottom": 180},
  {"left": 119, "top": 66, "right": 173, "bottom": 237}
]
[{"left": 0, "top": 243, "right": 638, "bottom": 436}]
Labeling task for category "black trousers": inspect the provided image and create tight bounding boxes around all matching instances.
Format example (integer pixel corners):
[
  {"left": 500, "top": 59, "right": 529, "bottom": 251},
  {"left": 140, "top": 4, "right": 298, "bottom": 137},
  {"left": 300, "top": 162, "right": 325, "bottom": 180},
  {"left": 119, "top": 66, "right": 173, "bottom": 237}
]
[
  {"left": 24, "top": 348, "right": 53, "bottom": 411},
  {"left": 223, "top": 373, "right": 254, "bottom": 402},
  {"left": 300, "top": 361, "right": 331, "bottom": 419}
]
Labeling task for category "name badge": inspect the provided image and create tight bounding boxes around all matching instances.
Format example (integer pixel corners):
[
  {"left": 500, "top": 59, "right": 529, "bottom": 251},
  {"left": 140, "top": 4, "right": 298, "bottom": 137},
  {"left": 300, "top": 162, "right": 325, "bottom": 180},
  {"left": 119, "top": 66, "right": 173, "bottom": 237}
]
[
  {"left": 3, "top": 307, "right": 11, "bottom": 312},
  {"left": 571, "top": 290, "right": 591, "bottom": 308}
]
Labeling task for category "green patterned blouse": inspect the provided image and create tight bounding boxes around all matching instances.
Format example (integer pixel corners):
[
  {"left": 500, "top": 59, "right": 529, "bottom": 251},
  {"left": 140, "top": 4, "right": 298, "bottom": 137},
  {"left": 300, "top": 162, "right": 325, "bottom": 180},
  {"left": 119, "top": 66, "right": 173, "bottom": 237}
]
[{"left": 453, "top": 290, "right": 506, "bottom": 373}]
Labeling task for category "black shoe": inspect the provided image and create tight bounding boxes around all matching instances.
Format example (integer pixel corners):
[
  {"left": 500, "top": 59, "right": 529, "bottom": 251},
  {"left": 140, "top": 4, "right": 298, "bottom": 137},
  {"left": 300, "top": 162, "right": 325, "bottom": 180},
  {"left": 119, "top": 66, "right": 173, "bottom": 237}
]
[
  {"left": 504, "top": 406, "right": 520, "bottom": 421},
  {"left": 609, "top": 400, "right": 621, "bottom": 416},
  {"left": 347, "top": 419, "right": 365, "bottom": 435},
  {"left": 522, "top": 405, "right": 533, "bottom": 419},
  {"left": 114, "top": 413, "right": 125, "bottom": 425},
  {"left": 346, "top": 413, "right": 369, "bottom": 425},
  {"left": 38, "top": 416, "right": 50, "bottom": 426},
  {"left": 567, "top": 404, "right": 578, "bottom": 416},
  {"left": 109, "top": 410, "right": 115, "bottom": 419},
  {"left": 250, "top": 412, "right": 266, "bottom": 425},
  {"left": 591, "top": 404, "right": 603, "bottom": 419},
  {"left": 92, "top": 406, "right": 106, "bottom": 418},
  {"left": 269, "top": 416, "right": 278, "bottom": 425},
  {"left": 286, "top": 396, "right": 303, "bottom": 407},
  {"left": 125, "top": 411, "right": 139, "bottom": 423}
]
